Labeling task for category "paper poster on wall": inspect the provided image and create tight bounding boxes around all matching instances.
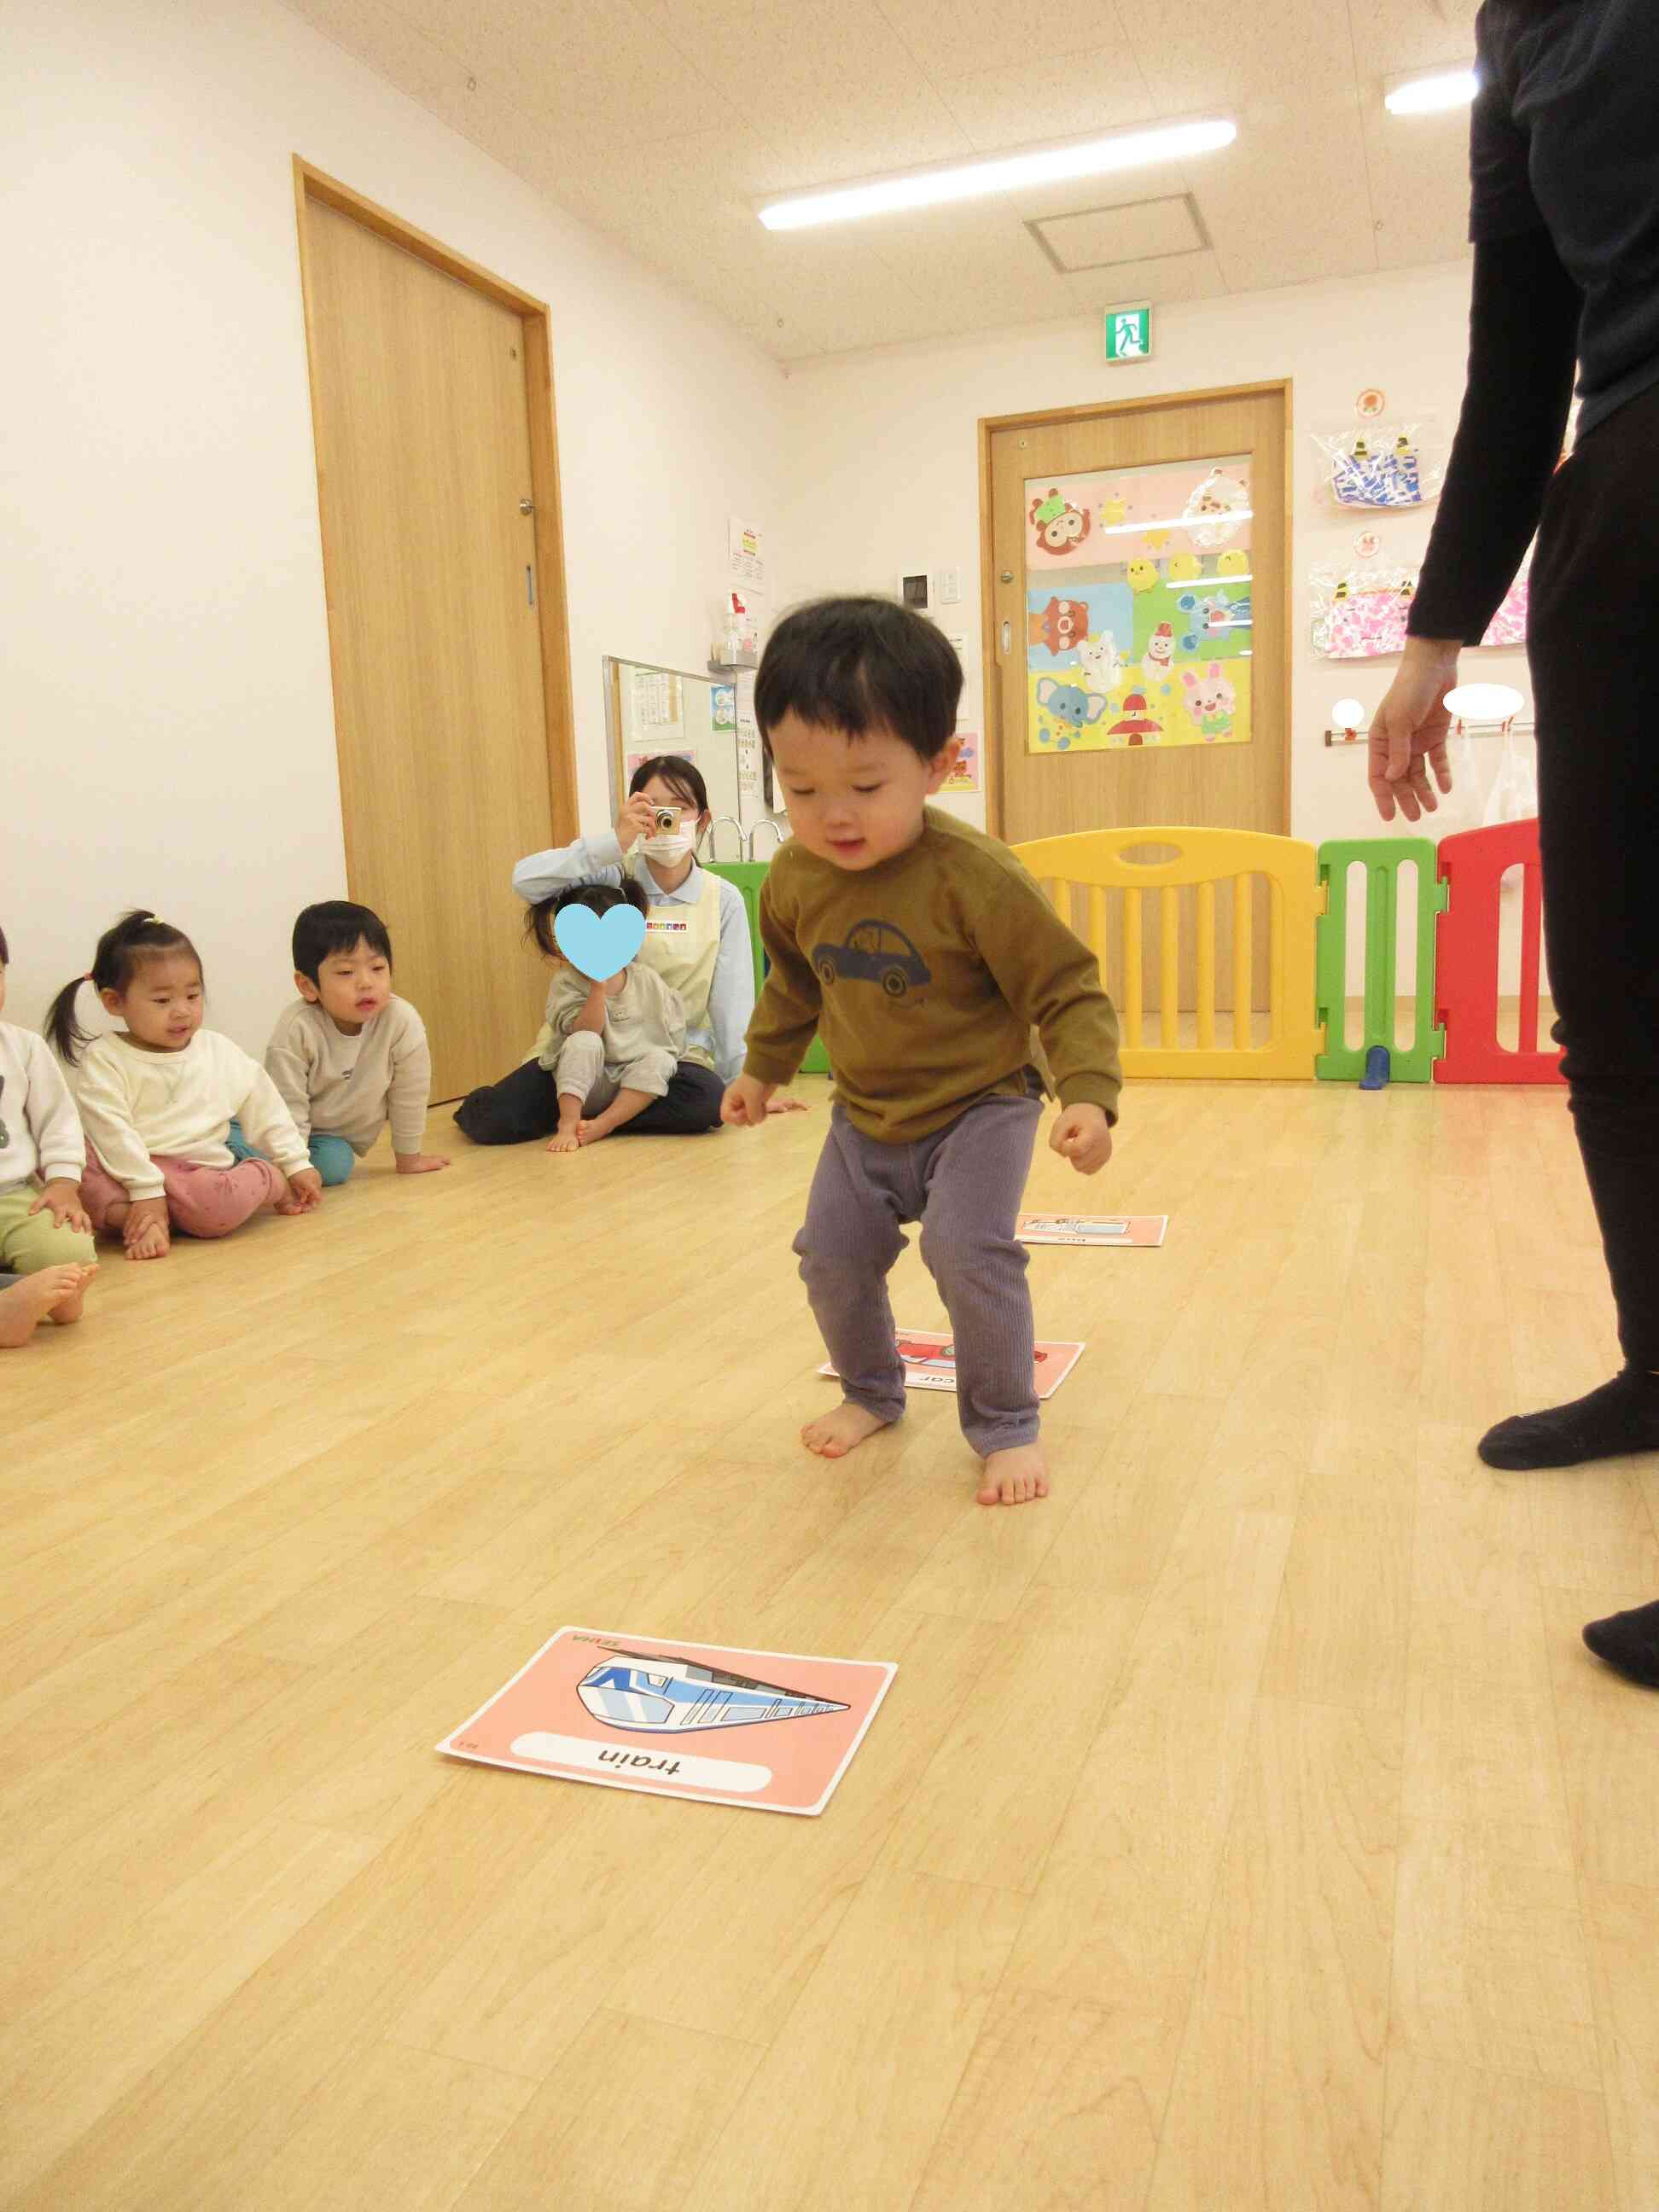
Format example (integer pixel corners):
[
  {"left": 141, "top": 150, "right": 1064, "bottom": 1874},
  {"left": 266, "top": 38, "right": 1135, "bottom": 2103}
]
[
  {"left": 728, "top": 517, "right": 765, "bottom": 591},
  {"left": 942, "top": 731, "right": 980, "bottom": 792},
  {"left": 711, "top": 684, "right": 736, "bottom": 731},
  {"left": 438, "top": 1625, "right": 895, "bottom": 1818},
  {"left": 632, "top": 668, "right": 682, "bottom": 728},
  {"left": 820, "top": 1329, "right": 1084, "bottom": 1399},
  {"left": 627, "top": 746, "right": 698, "bottom": 783},
  {"left": 1024, "top": 457, "right": 1253, "bottom": 754}
]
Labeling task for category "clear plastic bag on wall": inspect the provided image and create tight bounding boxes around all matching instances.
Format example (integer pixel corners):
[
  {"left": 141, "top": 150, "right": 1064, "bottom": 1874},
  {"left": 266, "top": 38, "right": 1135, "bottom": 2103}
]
[
  {"left": 1313, "top": 420, "right": 1444, "bottom": 509},
  {"left": 1310, "top": 564, "right": 1418, "bottom": 659}
]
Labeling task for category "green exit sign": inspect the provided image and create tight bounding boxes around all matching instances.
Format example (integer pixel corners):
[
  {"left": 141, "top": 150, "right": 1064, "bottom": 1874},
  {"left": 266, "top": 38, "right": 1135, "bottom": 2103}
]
[{"left": 1104, "top": 304, "right": 1152, "bottom": 364}]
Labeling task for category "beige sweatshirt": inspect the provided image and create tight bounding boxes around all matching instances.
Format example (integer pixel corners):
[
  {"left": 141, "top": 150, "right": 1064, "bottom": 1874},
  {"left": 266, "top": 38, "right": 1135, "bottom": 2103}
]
[
  {"left": 540, "top": 965, "right": 685, "bottom": 1077},
  {"left": 0, "top": 1022, "right": 87, "bottom": 1191},
  {"left": 264, "top": 996, "right": 432, "bottom": 1156},
  {"left": 745, "top": 807, "right": 1123, "bottom": 1144},
  {"left": 71, "top": 1029, "right": 310, "bottom": 1198}
]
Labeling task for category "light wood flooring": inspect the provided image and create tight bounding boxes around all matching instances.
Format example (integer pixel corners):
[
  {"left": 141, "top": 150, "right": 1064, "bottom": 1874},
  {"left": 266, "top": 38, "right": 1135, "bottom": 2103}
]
[{"left": 3, "top": 1074, "right": 1656, "bottom": 2212}]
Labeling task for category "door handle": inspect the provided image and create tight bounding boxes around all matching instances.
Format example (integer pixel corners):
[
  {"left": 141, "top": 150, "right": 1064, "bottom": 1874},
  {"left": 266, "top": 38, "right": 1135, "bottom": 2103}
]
[{"left": 1001, "top": 620, "right": 1010, "bottom": 654}]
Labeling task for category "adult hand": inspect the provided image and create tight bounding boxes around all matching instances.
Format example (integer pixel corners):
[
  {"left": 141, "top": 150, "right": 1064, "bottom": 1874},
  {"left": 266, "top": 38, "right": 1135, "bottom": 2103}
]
[
  {"left": 614, "top": 793, "right": 658, "bottom": 852},
  {"left": 31, "top": 1179, "right": 93, "bottom": 1234},
  {"left": 1049, "top": 1103, "right": 1114, "bottom": 1175},
  {"left": 1368, "top": 637, "right": 1459, "bottom": 823},
  {"left": 721, "top": 1074, "right": 776, "bottom": 1126}
]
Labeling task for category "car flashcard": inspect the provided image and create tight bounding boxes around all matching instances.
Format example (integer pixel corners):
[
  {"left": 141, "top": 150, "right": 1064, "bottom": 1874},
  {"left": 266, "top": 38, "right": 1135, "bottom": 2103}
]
[
  {"left": 819, "top": 1330, "right": 1085, "bottom": 1400},
  {"left": 437, "top": 1627, "right": 896, "bottom": 1817},
  {"left": 1016, "top": 1213, "right": 1167, "bottom": 1247}
]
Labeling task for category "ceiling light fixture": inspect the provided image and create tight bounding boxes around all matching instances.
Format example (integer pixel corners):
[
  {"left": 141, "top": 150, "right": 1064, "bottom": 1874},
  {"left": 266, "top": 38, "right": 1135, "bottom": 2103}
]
[
  {"left": 758, "top": 118, "right": 1237, "bottom": 232},
  {"left": 1384, "top": 67, "right": 1478, "bottom": 116}
]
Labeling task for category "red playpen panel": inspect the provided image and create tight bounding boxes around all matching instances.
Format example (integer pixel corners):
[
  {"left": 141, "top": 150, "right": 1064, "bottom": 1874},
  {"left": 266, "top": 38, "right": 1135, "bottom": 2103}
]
[{"left": 1434, "top": 818, "right": 1565, "bottom": 1086}]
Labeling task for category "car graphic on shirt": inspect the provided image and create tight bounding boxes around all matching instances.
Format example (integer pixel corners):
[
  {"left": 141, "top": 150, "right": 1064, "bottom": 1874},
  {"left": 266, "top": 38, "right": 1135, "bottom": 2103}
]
[{"left": 811, "top": 921, "right": 932, "bottom": 998}]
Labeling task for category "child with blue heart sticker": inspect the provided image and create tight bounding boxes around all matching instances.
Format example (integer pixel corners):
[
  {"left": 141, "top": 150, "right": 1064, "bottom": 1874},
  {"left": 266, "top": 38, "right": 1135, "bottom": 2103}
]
[
  {"left": 552, "top": 902, "right": 646, "bottom": 981},
  {"left": 531, "top": 882, "right": 688, "bottom": 1152}
]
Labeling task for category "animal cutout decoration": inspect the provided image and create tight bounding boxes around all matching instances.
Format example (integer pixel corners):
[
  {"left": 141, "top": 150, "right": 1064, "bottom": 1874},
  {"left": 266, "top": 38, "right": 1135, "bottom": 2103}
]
[{"left": 1028, "top": 488, "right": 1091, "bottom": 556}]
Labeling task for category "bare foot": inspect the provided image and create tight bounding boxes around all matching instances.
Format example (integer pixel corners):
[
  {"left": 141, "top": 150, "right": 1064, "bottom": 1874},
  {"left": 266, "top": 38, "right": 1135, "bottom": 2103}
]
[
  {"left": 48, "top": 1263, "right": 98, "bottom": 1325},
  {"left": 577, "top": 1117, "right": 616, "bottom": 1146},
  {"left": 0, "top": 1269, "right": 83, "bottom": 1347},
  {"left": 800, "top": 1401, "right": 893, "bottom": 1459},
  {"left": 125, "top": 1219, "right": 171, "bottom": 1261},
  {"left": 978, "top": 1441, "right": 1049, "bottom": 1507},
  {"left": 546, "top": 1130, "right": 581, "bottom": 1155}
]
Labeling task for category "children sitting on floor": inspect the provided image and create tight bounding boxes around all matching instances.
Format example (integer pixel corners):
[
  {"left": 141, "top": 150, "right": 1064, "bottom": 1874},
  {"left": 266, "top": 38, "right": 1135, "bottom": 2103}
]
[
  {"left": 0, "top": 921, "right": 97, "bottom": 1342},
  {"left": 46, "top": 911, "right": 322, "bottom": 1260},
  {"left": 532, "top": 881, "right": 689, "bottom": 1152},
  {"left": 240, "top": 900, "right": 447, "bottom": 1185}
]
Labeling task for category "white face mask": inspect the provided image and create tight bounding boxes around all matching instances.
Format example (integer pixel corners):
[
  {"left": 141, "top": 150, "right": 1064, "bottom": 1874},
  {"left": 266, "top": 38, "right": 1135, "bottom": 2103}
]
[{"left": 641, "top": 832, "right": 696, "bottom": 860}]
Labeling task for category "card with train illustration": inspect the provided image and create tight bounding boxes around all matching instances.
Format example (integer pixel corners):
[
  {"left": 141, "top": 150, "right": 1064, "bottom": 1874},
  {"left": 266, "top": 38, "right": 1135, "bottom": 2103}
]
[
  {"left": 437, "top": 1627, "right": 896, "bottom": 1816},
  {"left": 818, "top": 1330, "right": 1085, "bottom": 1399},
  {"left": 1016, "top": 1214, "right": 1167, "bottom": 1247}
]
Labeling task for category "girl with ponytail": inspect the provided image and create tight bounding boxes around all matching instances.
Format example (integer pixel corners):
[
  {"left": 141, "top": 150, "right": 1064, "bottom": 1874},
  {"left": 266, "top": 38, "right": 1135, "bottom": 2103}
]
[{"left": 50, "top": 911, "right": 323, "bottom": 1260}]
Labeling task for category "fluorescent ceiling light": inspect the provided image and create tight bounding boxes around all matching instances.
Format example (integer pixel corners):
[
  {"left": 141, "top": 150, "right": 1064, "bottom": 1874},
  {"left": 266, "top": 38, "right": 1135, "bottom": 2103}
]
[
  {"left": 758, "top": 118, "right": 1236, "bottom": 232},
  {"left": 1384, "top": 67, "right": 1477, "bottom": 116}
]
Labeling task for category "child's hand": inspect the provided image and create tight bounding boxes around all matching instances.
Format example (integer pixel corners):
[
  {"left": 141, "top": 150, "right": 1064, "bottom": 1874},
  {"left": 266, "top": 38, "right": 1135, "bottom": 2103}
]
[
  {"left": 721, "top": 1074, "right": 776, "bottom": 1126},
  {"left": 1050, "top": 1103, "right": 1114, "bottom": 1175},
  {"left": 31, "top": 1179, "right": 93, "bottom": 1234},
  {"left": 281, "top": 1167, "right": 324, "bottom": 1214},
  {"left": 124, "top": 1197, "right": 171, "bottom": 1260},
  {"left": 395, "top": 1152, "right": 450, "bottom": 1175}
]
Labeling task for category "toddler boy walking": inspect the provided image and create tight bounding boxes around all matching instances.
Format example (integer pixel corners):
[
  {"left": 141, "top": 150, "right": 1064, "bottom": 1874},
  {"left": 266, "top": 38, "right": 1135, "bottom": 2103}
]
[{"left": 722, "top": 597, "right": 1121, "bottom": 1505}]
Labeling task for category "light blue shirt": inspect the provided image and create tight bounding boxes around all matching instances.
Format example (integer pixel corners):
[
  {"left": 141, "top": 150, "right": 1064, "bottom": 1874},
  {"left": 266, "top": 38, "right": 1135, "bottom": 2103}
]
[{"left": 511, "top": 831, "right": 755, "bottom": 1083}]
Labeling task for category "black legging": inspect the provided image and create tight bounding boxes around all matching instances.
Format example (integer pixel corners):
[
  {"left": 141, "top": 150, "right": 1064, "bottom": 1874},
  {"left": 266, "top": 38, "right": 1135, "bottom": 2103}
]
[
  {"left": 1529, "top": 379, "right": 1659, "bottom": 1366},
  {"left": 453, "top": 1055, "right": 725, "bottom": 1144}
]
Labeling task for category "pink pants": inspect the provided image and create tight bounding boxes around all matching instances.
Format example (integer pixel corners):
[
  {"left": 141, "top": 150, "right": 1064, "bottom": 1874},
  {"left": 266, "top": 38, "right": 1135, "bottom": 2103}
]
[{"left": 81, "top": 1150, "right": 288, "bottom": 1241}]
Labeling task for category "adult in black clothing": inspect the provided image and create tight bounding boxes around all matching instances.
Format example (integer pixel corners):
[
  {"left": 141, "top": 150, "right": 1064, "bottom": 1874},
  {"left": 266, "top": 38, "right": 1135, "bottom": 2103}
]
[{"left": 1369, "top": 0, "right": 1659, "bottom": 1691}]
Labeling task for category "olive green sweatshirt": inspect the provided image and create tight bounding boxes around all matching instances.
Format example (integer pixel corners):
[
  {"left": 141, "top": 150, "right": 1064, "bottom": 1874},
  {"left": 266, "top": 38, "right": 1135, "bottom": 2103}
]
[{"left": 744, "top": 808, "right": 1122, "bottom": 1144}]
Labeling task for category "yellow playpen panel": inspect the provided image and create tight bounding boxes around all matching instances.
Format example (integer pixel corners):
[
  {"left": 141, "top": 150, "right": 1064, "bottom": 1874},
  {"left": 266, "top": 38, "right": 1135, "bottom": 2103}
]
[{"left": 1010, "top": 827, "right": 1324, "bottom": 1080}]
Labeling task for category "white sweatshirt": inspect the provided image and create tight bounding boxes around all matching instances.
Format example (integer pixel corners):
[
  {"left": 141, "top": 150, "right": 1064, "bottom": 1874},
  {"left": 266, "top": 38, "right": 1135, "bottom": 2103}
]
[
  {"left": 264, "top": 995, "right": 431, "bottom": 1156},
  {"left": 0, "top": 1021, "right": 88, "bottom": 1192},
  {"left": 71, "top": 1029, "right": 310, "bottom": 1200}
]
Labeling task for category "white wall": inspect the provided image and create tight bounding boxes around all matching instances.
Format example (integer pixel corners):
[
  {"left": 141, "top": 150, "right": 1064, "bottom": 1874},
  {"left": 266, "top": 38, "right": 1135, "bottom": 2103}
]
[
  {"left": 773, "top": 260, "right": 1533, "bottom": 857},
  {"left": 1, "top": 0, "right": 786, "bottom": 1045}
]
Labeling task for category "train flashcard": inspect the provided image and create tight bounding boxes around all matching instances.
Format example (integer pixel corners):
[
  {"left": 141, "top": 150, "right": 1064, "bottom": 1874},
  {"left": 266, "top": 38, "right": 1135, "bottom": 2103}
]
[
  {"left": 818, "top": 1330, "right": 1085, "bottom": 1399},
  {"left": 437, "top": 1627, "right": 896, "bottom": 1816},
  {"left": 1016, "top": 1213, "right": 1167, "bottom": 1247}
]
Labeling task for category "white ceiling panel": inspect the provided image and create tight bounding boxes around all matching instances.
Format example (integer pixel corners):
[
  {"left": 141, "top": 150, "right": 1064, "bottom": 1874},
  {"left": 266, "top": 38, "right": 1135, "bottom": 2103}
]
[{"left": 281, "top": 0, "right": 1478, "bottom": 361}]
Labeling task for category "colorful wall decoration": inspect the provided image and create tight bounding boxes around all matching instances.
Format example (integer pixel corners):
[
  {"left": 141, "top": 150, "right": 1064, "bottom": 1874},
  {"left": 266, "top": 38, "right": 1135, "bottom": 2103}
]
[
  {"left": 1025, "top": 458, "right": 1253, "bottom": 755},
  {"left": 1311, "top": 563, "right": 1529, "bottom": 660}
]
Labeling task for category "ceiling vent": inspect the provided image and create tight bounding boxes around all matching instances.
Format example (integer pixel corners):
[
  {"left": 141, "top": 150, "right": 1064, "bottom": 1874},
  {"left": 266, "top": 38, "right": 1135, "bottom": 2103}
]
[{"left": 1027, "top": 193, "right": 1209, "bottom": 274}]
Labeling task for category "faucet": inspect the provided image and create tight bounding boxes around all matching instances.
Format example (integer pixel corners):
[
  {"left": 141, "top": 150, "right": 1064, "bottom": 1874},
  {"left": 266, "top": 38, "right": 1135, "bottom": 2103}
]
[
  {"left": 704, "top": 815, "right": 744, "bottom": 861},
  {"left": 746, "top": 819, "right": 784, "bottom": 860}
]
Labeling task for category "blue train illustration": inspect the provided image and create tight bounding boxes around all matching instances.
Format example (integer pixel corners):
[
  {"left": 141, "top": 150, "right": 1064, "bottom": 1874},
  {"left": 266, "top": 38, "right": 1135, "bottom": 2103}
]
[{"left": 576, "top": 1647, "right": 850, "bottom": 1734}]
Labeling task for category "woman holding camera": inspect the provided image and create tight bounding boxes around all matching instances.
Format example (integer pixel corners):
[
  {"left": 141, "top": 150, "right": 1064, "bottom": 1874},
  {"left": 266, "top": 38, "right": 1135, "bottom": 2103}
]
[{"left": 456, "top": 755, "right": 795, "bottom": 1142}]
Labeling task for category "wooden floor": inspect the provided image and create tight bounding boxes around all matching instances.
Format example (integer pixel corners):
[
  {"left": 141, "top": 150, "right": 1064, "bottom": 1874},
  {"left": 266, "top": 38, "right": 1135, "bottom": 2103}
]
[{"left": 3, "top": 1074, "right": 1656, "bottom": 2212}]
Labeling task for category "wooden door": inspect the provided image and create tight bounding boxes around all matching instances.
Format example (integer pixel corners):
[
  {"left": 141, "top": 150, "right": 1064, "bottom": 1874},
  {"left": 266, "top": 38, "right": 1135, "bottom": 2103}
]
[
  {"left": 297, "top": 173, "right": 573, "bottom": 1099},
  {"left": 987, "top": 382, "right": 1289, "bottom": 847}
]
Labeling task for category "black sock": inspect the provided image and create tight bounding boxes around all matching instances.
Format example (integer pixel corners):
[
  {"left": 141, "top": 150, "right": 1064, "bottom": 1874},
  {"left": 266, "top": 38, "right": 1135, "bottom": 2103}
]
[
  {"left": 1477, "top": 1368, "right": 1659, "bottom": 1470},
  {"left": 1582, "top": 1599, "right": 1659, "bottom": 1690}
]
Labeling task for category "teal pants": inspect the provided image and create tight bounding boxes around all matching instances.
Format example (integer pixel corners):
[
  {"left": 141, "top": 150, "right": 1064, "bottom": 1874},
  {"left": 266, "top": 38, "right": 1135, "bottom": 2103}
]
[{"left": 226, "top": 1121, "right": 357, "bottom": 1186}]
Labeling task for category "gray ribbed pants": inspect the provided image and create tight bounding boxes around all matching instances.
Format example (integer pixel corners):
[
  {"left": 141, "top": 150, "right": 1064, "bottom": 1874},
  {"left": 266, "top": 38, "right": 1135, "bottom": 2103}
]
[{"left": 794, "top": 1094, "right": 1042, "bottom": 1456}]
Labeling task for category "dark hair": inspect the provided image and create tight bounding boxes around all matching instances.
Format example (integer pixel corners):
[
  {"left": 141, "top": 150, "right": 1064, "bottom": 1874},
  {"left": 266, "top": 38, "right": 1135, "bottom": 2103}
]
[
  {"left": 45, "top": 910, "right": 202, "bottom": 1063},
  {"left": 293, "top": 899, "right": 393, "bottom": 984},
  {"left": 754, "top": 597, "right": 962, "bottom": 763},
  {"left": 523, "top": 876, "right": 649, "bottom": 960},
  {"left": 0, "top": 923, "right": 9, "bottom": 966},
  {"left": 628, "top": 754, "right": 708, "bottom": 817}
]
